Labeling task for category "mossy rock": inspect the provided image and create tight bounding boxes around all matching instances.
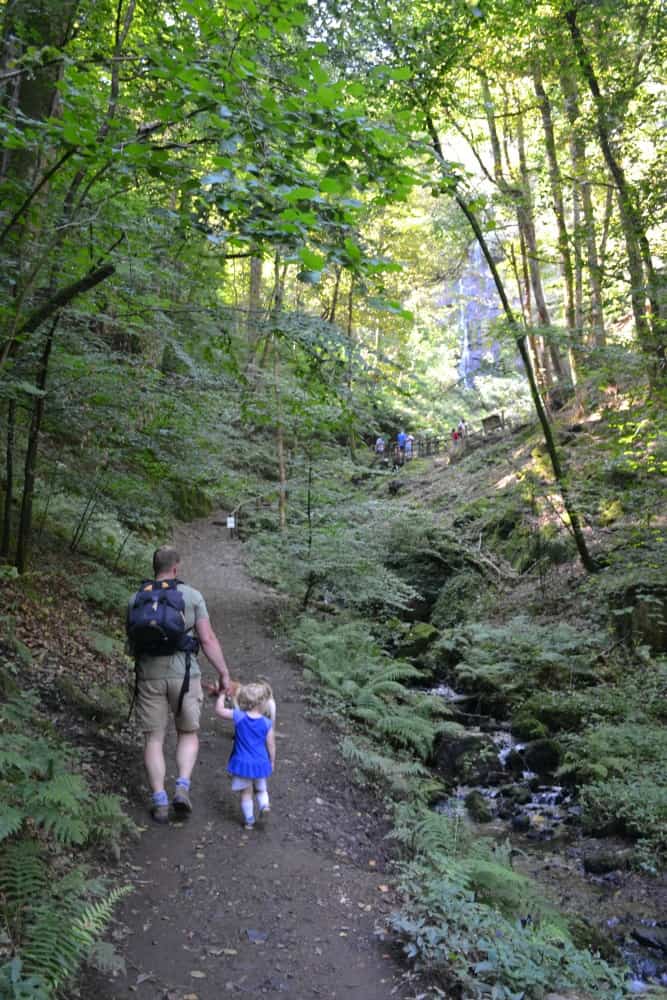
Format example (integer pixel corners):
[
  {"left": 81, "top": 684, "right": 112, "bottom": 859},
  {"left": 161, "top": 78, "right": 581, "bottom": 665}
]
[
  {"left": 396, "top": 622, "right": 439, "bottom": 658},
  {"left": 170, "top": 481, "right": 214, "bottom": 520},
  {"left": 464, "top": 789, "right": 494, "bottom": 823},
  {"left": 430, "top": 570, "right": 484, "bottom": 629},
  {"left": 502, "top": 784, "right": 532, "bottom": 806},
  {"left": 611, "top": 583, "right": 667, "bottom": 653},
  {"left": 513, "top": 693, "right": 587, "bottom": 736},
  {"left": 523, "top": 738, "right": 562, "bottom": 775},
  {"left": 56, "top": 675, "right": 129, "bottom": 723},
  {"left": 567, "top": 916, "right": 620, "bottom": 963},
  {"left": 512, "top": 712, "right": 549, "bottom": 740}
]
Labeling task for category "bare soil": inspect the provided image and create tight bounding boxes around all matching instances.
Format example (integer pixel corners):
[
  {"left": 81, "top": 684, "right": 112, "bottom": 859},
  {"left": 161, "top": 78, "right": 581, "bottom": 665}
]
[{"left": 80, "top": 518, "right": 429, "bottom": 1000}]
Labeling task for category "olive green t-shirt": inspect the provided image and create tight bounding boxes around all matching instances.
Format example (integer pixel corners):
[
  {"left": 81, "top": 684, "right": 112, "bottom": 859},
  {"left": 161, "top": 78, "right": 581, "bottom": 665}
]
[{"left": 127, "top": 582, "right": 209, "bottom": 681}]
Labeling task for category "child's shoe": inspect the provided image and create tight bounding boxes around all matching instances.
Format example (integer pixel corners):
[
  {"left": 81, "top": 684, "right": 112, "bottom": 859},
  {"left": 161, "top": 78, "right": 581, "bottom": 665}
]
[
  {"left": 257, "top": 806, "right": 271, "bottom": 826},
  {"left": 243, "top": 818, "right": 255, "bottom": 830}
]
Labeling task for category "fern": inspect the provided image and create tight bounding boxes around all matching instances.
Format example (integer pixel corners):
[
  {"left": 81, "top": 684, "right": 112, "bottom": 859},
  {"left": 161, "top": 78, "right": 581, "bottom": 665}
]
[
  {"left": 0, "top": 841, "right": 51, "bottom": 914},
  {"left": 22, "top": 884, "right": 131, "bottom": 989},
  {"left": 0, "top": 841, "right": 131, "bottom": 993},
  {"left": 341, "top": 736, "right": 430, "bottom": 795},
  {"left": 0, "top": 694, "right": 135, "bottom": 996}
]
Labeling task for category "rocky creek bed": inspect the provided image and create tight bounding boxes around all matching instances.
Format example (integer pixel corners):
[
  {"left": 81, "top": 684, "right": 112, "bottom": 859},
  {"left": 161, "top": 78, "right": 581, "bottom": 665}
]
[{"left": 426, "top": 684, "right": 667, "bottom": 994}]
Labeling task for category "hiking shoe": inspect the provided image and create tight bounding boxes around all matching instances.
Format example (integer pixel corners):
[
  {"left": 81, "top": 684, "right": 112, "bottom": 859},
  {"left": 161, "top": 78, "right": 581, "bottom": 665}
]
[
  {"left": 151, "top": 803, "right": 169, "bottom": 824},
  {"left": 257, "top": 807, "right": 271, "bottom": 826},
  {"left": 243, "top": 818, "right": 255, "bottom": 830},
  {"left": 172, "top": 787, "right": 192, "bottom": 815}
]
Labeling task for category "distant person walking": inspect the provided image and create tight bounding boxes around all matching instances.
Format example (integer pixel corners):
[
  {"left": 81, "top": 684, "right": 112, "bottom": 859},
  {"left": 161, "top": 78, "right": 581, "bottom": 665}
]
[
  {"left": 126, "top": 546, "right": 232, "bottom": 823},
  {"left": 216, "top": 681, "right": 275, "bottom": 830},
  {"left": 396, "top": 429, "right": 407, "bottom": 454},
  {"left": 405, "top": 433, "right": 414, "bottom": 459},
  {"left": 374, "top": 435, "right": 386, "bottom": 455},
  {"left": 457, "top": 418, "right": 468, "bottom": 438}
]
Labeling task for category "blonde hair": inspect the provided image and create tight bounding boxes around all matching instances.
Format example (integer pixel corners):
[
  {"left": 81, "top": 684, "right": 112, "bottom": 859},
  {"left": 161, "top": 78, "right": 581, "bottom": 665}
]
[{"left": 237, "top": 681, "right": 272, "bottom": 713}]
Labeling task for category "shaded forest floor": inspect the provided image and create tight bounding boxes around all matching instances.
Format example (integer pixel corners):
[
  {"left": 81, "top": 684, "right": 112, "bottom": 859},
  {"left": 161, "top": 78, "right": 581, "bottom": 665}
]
[{"left": 76, "top": 518, "right": 431, "bottom": 1000}]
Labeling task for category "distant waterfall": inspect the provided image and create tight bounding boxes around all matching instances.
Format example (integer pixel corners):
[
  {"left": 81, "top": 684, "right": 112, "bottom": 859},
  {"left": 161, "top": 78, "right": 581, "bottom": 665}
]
[{"left": 457, "top": 241, "right": 502, "bottom": 387}]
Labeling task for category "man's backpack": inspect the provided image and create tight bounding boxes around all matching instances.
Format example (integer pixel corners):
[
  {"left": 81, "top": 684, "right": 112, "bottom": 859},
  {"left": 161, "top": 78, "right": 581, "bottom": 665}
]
[{"left": 127, "top": 579, "right": 200, "bottom": 717}]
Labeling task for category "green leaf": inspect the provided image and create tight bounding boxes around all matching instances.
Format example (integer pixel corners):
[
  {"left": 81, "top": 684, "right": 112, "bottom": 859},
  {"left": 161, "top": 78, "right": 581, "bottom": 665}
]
[{"left": 298, "top": 247, "right": 326, "bottom": 270}]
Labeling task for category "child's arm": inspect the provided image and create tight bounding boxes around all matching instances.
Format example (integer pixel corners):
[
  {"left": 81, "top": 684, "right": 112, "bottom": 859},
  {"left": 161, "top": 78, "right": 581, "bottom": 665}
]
[
  {"left": 266, "top": 726, "right": 276, "bottom": 768},
  {"left": 215, "top": 694, "right": 234, "bottom": 720}
]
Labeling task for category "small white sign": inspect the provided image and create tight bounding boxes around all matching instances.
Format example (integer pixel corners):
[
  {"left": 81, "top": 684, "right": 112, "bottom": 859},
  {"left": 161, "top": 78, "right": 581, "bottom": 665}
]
[{"left": 226, "top": 515, "right": 236, "bottom": 530}]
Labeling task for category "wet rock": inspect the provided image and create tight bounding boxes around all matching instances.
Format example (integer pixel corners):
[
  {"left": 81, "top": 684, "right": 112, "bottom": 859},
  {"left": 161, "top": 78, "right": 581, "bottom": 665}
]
[
  {"left": 503, "top": 784, "right": 532, "bottom": 805},
  {"left": 504, "top": 748, "right": 526, "bottom": 776},
  {"left": 523, "top": 738, "right": 561, "bottom": 775},
  {"left": 433, "top": 732, "right": 498, "bottom": 784},
  {"left": 631, "top": 926, "right": 667, "bottom": 954},
  {"left": 464, "top": 790, "right": 494, "bottom": 823},
  {"left": 511, "top": 813, "right": 530, "bottom": 833},
  {"left": 583, "top": 850, "right": 632, "bottom": 875}
]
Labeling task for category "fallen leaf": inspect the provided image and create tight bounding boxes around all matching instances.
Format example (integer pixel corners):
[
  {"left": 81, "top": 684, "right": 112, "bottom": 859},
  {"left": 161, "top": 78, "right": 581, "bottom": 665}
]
[
  {"left": 378, "top": 884, "right": 390, "bottom": 893},
  {"left": 190, "top": 970, "right": 207, "bottom": 978}
]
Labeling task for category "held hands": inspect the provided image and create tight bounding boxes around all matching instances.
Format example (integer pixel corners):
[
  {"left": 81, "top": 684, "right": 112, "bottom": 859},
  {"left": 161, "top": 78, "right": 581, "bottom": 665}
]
[{"left": 204, "top": 680, "right": 231, "bottom": 699}]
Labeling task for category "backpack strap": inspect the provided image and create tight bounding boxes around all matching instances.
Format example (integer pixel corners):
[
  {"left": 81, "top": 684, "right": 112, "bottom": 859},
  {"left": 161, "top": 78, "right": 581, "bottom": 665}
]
[{"left": 175, "top": 650, "right": 192, "bottom": 718}]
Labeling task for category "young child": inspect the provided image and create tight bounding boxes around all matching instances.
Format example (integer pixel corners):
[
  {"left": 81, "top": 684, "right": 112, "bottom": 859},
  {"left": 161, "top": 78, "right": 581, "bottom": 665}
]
[{"left": 215, "top": 681, "right": 275, "bottom": 829}]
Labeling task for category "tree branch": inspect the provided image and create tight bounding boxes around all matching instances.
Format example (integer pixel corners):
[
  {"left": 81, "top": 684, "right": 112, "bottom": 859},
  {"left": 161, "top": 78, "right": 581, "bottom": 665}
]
[{"left": 0, "top": 263, "right": 115, "bottom": 367}]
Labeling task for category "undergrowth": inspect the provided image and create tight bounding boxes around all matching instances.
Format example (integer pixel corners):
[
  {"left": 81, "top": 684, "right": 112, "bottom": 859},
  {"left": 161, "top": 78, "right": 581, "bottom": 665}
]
[{"left": 0, "top": 694, "right": 135, "bottom": 997}]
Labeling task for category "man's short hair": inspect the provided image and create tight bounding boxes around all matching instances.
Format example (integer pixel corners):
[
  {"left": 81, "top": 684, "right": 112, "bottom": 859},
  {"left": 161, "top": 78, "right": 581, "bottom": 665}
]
[{"left": 153, "top": 546, "right": 180, "bottom": 576}]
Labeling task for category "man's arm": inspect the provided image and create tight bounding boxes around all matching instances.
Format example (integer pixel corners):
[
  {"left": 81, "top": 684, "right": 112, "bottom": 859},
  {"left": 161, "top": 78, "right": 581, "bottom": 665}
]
[{"left": 195, "top": 617, "right": 232, "bottom": 693}]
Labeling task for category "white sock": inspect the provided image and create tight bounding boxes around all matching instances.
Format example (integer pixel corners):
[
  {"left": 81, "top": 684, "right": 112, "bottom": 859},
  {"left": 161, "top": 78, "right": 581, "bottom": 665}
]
[
  {"left": 241, "top": 799, "right": 254, "bottom": 823},
  {"left": 256, "top": 789, "right": 270, "bottom": 811}
]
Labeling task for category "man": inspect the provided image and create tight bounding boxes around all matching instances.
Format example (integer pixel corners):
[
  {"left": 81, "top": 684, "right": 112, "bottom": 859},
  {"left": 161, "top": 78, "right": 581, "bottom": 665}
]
[{"left": 127, "top": 545, "right": 232, "bottom": 823}]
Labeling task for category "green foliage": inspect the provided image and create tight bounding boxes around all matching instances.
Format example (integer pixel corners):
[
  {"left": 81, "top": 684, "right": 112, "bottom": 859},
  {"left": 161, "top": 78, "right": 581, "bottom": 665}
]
[
  {"left": 559, "top": 722, "right": 667, "bottom": 861},
  {"left": 290, "top": 616, "right": 452, "bottom": 760},
  {"left": 341, "top": 736, "right": 432, "bottom": 798},
  {"left": 0, "top": 695, "right": 134, "bottom": 996},
  {"left": 0, "top": 694, "right": 136, "bottom": 848},
  {"left": 0, "top": 842, "right": 130, "bottom": 995},
  {"left": 247, "top": 496, "right": 422, "bottom": 612},
  {"left": 389, "top": 808, "right": 624, "bottom": 999},
  {"left": 432, "top": 616, "right": 604, "bottom": 713},
  {"left": 75, "top": 568, "right": 134, "bottom": 616}
]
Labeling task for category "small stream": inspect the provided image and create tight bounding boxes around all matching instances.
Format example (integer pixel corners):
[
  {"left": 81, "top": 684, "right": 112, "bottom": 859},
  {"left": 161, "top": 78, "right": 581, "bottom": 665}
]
[{"left": 427, "top": 684, "right": 667, "bottom": 993}]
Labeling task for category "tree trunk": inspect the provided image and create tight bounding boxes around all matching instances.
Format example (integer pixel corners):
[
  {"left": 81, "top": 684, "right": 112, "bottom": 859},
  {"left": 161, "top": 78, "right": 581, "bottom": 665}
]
[
  {"left": 246, "top": 256, "right": 263, "bottom": 346},
  {"left": 533, "top": 63, "right": 579, "bottom": 375},
  {"left": 559, "top": 66, "right": 605, "bottom": 346},
  {"left": 425, "top": 111, "right": 597, "bottom": 574},
  {"left": 516, "top": 110, "right": 568, "bottom": 382},
  {"left": 328, "top": 266, "right": 342, "bottom": 324},
  {"left": 270, "top": 257, "right": 287, "bottom": 532},
  {"left": 566, "top": 6, "right": 663, "bottom": 373},
  {"left": 15, "top": 315, "right": 59, "bottom": 572},
  {"left": 480, "top": 72, "right": 566, "bottom": 383},
  {"left": 1, "top": 400, "right": 16, "bottom": 557}
]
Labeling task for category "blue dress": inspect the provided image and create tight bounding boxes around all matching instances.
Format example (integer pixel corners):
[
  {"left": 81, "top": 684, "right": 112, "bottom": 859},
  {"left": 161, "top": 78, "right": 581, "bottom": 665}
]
[{"left": 227, "top": 708, "right": 273, "bottom": 779}]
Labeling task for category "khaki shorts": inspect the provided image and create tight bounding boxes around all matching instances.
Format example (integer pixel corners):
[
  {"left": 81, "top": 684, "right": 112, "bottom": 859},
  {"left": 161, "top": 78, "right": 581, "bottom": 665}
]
[{"left": 136, "top": 677, "right": 203, "bottom": 735}]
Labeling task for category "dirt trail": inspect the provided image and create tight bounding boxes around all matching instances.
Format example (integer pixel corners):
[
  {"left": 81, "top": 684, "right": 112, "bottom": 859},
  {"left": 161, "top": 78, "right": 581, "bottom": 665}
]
[{"left": 83, "top": 518, "right": 423, "bottom": 1000}]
